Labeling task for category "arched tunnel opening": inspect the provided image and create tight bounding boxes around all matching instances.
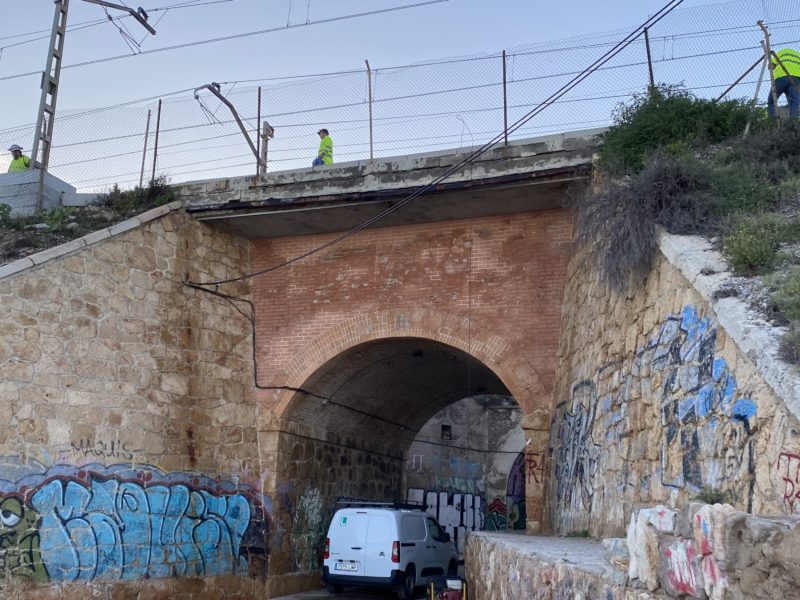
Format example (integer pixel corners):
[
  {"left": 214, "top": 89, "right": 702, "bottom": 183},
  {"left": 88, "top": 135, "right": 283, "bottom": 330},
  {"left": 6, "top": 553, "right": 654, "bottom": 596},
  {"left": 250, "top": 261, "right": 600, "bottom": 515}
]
[{"left": 271, "top": 337, "right": 526, "bottom": 576}]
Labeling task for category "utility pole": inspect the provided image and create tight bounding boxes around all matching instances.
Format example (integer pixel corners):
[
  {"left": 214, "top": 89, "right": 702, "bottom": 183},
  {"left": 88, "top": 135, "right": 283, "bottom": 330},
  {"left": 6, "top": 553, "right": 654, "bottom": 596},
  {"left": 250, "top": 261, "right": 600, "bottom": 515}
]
[
  {"left": 194, "top": 83, "right": 266, "bottom": 170},
  {"left": 31, "top": 0, "right": 156, "bottom": 211}
]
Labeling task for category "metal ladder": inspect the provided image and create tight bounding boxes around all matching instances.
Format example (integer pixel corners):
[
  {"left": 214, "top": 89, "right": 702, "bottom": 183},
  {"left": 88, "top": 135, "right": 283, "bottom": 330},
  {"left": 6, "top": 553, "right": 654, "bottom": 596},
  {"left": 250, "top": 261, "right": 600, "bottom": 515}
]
[{"left": 31, "top": 0, "right": 69, "bottom": 211}]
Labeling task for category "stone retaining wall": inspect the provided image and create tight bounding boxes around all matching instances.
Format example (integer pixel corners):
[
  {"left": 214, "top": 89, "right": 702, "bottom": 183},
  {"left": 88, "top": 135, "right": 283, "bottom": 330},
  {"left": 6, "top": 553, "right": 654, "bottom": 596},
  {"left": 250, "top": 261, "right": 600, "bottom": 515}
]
[
  {"left": 549, "top": 233, "right": 800, "bottom": 538},
  {"left": 0, "top": 208, "right": 273, "bottom": 596}
]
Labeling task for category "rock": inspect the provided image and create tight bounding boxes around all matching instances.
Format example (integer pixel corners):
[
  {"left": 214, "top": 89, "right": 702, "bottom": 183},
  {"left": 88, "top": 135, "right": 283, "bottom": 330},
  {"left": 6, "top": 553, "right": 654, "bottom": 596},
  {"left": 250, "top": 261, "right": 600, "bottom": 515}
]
[
  {"left": 627, "top": 509, "right": 660, "bottom": 591},
  {"left": 603, "top": 537, "right": 630, "bottom": 572},
  {"left": 648, "top": 505, "right": 677, "bottom": 534},
  {"left": 660, "top": 538, "right": 706, "bottom": 599},
  {"left": 29, "top": 222, "right": 49, "bottom": 230}
]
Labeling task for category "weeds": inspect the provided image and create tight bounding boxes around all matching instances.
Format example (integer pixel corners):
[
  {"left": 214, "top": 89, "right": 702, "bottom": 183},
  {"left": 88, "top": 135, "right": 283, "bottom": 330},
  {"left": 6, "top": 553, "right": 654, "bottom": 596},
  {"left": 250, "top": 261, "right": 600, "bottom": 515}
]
[
  {"left": 566, "top": 530, "right": 590, "bottom": 538},
  {"left": 694, "top": 488, "right": 731, "bottom": 505},
  {"left": 723, "top": 215, "right": 787, "bottom": 275},
  {"left": 779, "top": 324, "right": 800, "bottom": 364},
  {"left": 772, "top": 267, "right": 800, "bottom": 322},
  {"left": 100, "top": 176, "right": 173, "bottom": 218}
]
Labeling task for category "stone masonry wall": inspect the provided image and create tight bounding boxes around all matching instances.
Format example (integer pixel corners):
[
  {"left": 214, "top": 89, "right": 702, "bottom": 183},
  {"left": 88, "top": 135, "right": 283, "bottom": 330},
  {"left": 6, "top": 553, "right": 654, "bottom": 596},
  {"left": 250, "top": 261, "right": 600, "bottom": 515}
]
[
  {"left": 549, "top": 236, "right": 800, "bottom": 538},
  {"left": 0, "top": 209, "right": 273, "bottom": 597}
]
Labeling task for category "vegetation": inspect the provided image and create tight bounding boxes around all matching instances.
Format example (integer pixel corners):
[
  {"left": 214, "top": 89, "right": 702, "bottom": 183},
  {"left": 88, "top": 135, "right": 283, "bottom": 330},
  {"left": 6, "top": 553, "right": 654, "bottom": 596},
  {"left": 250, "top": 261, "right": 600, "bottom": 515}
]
[
  {"left": 0, "top": 177, "right": 174, "bottom": 266},
  {"left": 565, "top": 529, "right": 590, "bottom": 538},
  {"left": 694, "top": 488, "right": 731, "bottom": 505},
  {"left": 576, "top": 84, "right": 800, "bottom": 363}
]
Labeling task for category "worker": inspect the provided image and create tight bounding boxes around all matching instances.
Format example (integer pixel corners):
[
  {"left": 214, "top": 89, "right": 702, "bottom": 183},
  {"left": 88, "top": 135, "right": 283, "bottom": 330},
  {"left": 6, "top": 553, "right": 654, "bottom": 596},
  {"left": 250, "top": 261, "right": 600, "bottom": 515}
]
[
  {"left": 7, "top": 144, "right": 31, "bottom": 172},
  {"left": 312, "top": 128, "right": 333, "bottom": 166},
  {"left": 769, "top": 48, "right": 800, "bottom": 119}
]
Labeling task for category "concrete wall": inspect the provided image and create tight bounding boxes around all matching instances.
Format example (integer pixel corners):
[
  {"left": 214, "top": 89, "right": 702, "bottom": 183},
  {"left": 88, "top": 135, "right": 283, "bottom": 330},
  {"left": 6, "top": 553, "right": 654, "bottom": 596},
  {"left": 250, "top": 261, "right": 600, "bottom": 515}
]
[
  {"left": 0, "top": 209, "right": 274, "bottom": 597},
  {"left": 549, "top": 234, "right": 800, "bottom": 538},
  {"left": 404, "top": 396, "right": 525, "bottom": 557}
]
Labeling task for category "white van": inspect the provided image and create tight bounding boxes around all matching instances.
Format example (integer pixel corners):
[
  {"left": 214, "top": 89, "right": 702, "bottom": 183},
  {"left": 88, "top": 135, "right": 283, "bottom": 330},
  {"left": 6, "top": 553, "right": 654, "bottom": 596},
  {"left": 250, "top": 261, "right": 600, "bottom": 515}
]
[{"left": 322, "top": 502, "right": 458, "bottom": 598}]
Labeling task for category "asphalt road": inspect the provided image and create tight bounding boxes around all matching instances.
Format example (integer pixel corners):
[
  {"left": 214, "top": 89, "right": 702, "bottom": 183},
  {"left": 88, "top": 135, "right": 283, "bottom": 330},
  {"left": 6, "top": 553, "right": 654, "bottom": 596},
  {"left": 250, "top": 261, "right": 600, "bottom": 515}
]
[{"left": 271, "top": 587, "right": 428, "bottom": 599}]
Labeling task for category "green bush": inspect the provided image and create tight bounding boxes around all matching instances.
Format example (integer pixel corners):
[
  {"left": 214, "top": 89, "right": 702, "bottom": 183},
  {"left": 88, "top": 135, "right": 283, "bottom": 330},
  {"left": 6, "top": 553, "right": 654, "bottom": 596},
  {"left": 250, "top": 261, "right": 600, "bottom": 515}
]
[
  {"left": 598, "top": 85, "right": 755, "bottom": 175},
  {"left": 773, "top": 268, "right": 800, "bottom": 322},
  {"left": 694, "top": 488, "right": 731, "bottom": 504},
  {"left": 723, "top": 215, "right": 787, "bottom": 275},
  {"left": 42, "top": 205, "right": 74, "bottom": 233},
  {"left": 779, "top": 323, "right": 800, "bottom": 365},
  {"left": 0, "top": 203, "right": 11, "bottom": 226},
  {"left": 100, "top": 176, "right": 173, "bottom": 218}
]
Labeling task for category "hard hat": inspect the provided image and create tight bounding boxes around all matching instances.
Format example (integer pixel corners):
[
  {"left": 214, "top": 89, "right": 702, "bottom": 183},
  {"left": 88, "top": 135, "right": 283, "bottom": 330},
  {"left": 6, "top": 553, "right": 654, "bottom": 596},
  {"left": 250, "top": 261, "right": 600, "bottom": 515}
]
[{"left": 8, "top": 144, "right": 22, "bottom": 152}]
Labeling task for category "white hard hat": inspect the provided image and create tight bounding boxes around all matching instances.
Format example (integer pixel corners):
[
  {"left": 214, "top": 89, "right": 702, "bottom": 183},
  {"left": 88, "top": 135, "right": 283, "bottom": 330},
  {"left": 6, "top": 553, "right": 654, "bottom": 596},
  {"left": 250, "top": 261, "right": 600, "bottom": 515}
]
[{"left": 8, "top": 144, "right": 23, "bottom": 152}]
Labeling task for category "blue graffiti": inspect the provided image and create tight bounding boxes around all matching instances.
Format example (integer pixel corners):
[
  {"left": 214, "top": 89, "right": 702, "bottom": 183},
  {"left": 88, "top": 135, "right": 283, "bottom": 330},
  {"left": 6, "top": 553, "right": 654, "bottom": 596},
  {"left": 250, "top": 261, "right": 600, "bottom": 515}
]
[{"left": 0, "top": 462, "right": 270, "bottom": 583}]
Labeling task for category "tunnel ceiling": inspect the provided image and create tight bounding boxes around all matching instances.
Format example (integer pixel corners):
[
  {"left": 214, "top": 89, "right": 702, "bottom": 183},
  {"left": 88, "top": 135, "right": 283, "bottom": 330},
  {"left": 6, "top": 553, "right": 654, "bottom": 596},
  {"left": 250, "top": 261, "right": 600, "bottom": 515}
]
[{"left": 285, "top": 338, "right": 510, "bottom": 448}]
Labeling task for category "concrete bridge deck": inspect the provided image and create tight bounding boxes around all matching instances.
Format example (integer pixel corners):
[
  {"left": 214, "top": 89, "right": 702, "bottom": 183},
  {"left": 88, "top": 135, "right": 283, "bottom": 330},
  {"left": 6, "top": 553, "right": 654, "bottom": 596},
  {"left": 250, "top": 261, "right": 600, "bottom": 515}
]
[{"left": 175, "top": 129, "right": 602, "bottom": 239}]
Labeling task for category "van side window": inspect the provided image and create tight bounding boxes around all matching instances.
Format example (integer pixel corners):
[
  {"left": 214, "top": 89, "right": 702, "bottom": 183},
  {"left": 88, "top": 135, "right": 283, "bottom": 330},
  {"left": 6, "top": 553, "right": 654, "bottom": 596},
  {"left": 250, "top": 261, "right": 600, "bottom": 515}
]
[
  {"left": 426, "top": 517, "right": 445, "bottom": 542},
  {"left": 401, "top": 515, "right": 427, "bottom": 541}
]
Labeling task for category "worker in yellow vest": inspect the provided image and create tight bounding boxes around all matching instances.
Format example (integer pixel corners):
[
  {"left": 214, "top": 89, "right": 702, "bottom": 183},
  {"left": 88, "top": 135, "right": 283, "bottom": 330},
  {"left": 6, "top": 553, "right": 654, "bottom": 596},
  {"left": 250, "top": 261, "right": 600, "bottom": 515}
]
[
  {"left": 312, "top": 128, "right": 333, "bottom": 166},
  {"left": 7, "top": 144, "right": 31, "bottom": 172},
  {"left": 769, "top": 48, "right": 800, "bottom": 119}
]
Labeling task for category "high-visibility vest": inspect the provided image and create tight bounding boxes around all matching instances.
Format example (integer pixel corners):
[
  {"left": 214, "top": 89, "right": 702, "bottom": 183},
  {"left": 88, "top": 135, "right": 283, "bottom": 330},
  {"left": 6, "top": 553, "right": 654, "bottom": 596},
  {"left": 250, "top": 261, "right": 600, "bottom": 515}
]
[
  {"left": 318, "top": 135, "right": 333, "bottom": 165},
  {"left": 773, "top": 48, "right": 800, "bottom": 79},
  {"left": 8, "top": 155, "right": 30, "bottom": 172}
]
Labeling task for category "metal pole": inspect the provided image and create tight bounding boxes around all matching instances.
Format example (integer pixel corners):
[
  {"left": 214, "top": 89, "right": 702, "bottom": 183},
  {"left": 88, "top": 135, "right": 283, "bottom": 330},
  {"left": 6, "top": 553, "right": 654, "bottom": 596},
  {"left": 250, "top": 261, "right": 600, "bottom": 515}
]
[
  {"left": 744, "top": 48, "right": 769, "bottom": 138},
  {"left": 151, "top": 99, "right": 162, "bottom": 184},
  {"left": 502, "top": 50, "right": 508, "bottom": 146},
  {"left": 260, "top": 122, "right": 271, "bottom": 176},
  {"left": 365, "top": 60, "right": 373, "bottom": 160},
  {"left": 256, "top": 86, "right": 262, "bottom": 176},
  {"left": 644, "top": 27, "right": 655, "bottom": 94},
  {"left": 758, "top": 21, "right": 779, "bottom": 114},
  {"left": 139, "top": 109, "right": 152, "bottom": 188}
]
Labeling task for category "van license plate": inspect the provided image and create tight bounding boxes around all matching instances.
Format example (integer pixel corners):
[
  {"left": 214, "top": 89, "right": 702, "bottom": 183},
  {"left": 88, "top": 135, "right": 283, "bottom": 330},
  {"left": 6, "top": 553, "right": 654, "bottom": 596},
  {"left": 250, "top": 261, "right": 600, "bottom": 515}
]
[{"left": 335, "top": 563, "right": 358, "bottom": 572}]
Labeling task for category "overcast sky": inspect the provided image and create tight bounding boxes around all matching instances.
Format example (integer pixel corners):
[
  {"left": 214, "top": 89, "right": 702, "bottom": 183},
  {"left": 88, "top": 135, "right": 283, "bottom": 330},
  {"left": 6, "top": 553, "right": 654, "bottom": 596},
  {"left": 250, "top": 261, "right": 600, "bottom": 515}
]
[{"left": 1, "top": 0, "right": 717, "bottom": 128}]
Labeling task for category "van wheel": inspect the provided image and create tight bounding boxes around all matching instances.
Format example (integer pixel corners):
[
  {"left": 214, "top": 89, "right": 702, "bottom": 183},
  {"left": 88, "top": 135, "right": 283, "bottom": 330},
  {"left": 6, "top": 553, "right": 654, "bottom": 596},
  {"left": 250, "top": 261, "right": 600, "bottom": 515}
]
[
  {"left": 326, "top": 583, "right": 343, "bottom": 594},
  {"left": 396, "top": 566, "right": 415, "bottom": 599},
  {"left": 448, "top": 560, "right": 458, "bottom": 576}
]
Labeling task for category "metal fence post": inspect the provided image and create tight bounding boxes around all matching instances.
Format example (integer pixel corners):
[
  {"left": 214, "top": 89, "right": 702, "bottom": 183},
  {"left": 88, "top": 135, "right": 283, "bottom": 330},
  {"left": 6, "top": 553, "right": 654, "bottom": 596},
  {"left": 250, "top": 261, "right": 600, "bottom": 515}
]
[
  {"left": 150, "top": 99, "right": 162, "bottom": 185},
  {"left": 644, "top": 27, "right": 656, "bottom": 94},
  {"left": 139, "top": 109, "right": 152, "bottom": 188},
  {"left": 365, "top": 59, "right": 374, "bottom": 160},
  {"left": 502, "top": 50, "right": 508, "bottom": 146},
  {"left": 256, "top": 86, "right": 262, "bottom": 176},
  {"left": 260, "top": 122, "right": 274, "bottom": 176}
]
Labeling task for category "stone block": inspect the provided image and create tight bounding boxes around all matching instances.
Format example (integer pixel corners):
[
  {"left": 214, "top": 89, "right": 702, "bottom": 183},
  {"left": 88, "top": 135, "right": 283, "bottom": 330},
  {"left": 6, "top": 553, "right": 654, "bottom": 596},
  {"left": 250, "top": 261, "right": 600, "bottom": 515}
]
[
  {"left": 660, "top": 538, "right": 706, "bottom": 599},
  {"left": 627, "top": 509, "right": 661, "bottom": 591},
  {"left": 603, "top": 537, "right": 631, "bottom": 572},
  {"left": 648, "top": 505, "right": 677, "bottom": 534}
]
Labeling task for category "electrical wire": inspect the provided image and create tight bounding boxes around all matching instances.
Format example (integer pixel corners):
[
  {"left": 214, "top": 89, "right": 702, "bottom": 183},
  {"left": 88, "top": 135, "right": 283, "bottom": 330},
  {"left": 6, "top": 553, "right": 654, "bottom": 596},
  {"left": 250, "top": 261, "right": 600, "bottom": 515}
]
[
  {"left": 0, "top": 0, "right": 450, "bottom": 82},
  {"left": 183, "top": 0, "right": 687, "bottom": 294}
]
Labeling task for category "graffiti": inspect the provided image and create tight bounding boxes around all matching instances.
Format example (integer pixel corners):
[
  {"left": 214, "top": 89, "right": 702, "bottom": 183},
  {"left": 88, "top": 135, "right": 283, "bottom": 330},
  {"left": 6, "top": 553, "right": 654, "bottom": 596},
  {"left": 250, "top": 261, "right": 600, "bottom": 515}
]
[
  {"left": 551, "top": 305, "right": 759, "bottom": 526},
  {"left": 776, "top": 451, "right": 800, "bottom": 513},
  {"left": 486, "top": 498, "right": 507, "bottom": 531},
  {"left": 291, "top": 488, "right": 326, "bottom": 571},
  {"left": 68, "top": 439, "right": 137, "bottom": 461},
  {"left": 408, "top": 454, "right": 425, "bottom": 474},
  {"left": 551, "top": 380, "right": 600, "bottom": 516},
  {"left": 0, "top": 460, "right": 270, "bottom": 584},
  {"left": 433, "top": 475, "right": 478, "bottom": 495},
  {"left": 407, "top": 488, "right": 483, "bottom": 558},
  {"left": 656, "top": 306, "right": 756, "bottom": 505},
  {"left": 663, "top": 540, "right": 700, "bottom": 596},
  {"left": 506, "top": 452, "right": 526, "bottom": 530},
  {"left": 525, "top": 452, "right": 545, "bottom": 485}
]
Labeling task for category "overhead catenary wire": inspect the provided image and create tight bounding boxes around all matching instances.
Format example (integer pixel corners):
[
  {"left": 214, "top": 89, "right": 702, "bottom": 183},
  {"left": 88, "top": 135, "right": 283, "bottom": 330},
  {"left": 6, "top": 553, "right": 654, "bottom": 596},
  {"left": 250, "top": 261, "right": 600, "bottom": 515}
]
[
  {"left": 0, "top": 0, "right": 450, "bottom": 82},
  {"left": 184, "top": 0, "right": 687, "bottom": 291}
]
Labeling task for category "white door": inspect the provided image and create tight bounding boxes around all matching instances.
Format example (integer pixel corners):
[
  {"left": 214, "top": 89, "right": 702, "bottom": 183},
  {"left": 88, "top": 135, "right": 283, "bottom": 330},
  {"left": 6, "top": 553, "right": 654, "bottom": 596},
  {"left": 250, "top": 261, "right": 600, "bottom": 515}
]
[
  {"left": 328, "top": 510, "right": 368, "bottom": 578},
  {"left": 364, "top": 512, "right": 395, "bottom": 578},
  {"left": 425, "top": 517, "right": 449, "bottom": 579}
]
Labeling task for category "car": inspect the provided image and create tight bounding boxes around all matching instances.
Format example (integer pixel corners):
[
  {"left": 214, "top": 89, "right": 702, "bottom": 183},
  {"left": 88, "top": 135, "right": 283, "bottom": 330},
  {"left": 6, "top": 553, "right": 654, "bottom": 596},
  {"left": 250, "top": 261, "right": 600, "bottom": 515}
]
[{"left": 322, "top": 501, "right": 459, "bottom": 599}]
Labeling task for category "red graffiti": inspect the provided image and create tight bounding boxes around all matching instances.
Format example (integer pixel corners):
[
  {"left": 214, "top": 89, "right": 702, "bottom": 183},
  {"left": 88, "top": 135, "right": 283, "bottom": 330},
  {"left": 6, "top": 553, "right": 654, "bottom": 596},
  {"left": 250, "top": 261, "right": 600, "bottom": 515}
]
[
  {"left": 526, "top": 452, "right": 545, "bottom": 485},
  {"left": 775, "top": 451, "right": 800, "bottom": 512},
  {"left": 664, "top": 541, "right": 699, "bottom": 596}
]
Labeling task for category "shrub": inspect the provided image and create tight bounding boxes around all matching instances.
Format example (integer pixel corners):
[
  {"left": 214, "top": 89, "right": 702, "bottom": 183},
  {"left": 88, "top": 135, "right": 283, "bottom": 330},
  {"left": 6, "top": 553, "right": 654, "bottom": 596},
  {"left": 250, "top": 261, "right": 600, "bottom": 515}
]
[
  {"left": 772, "top": 268, "right": 800, "bottom": 322},
  {"left": 100, "top": 176, "right": 173, "bottom": 218},
  {"left": 0, "top": 203, "right": 11, "bottom": 226},
  {"left": 779, "top": 323, "right": 800, "bottom": 364},
  {"left": 598, "top": 85, "right": 754, "bottom": 175},
  {"left": 694, "top": 488, "right": 731, "bottom": 504},
  {"left": 42, "top": 205, "right": 74, "bottom": 233},
  {"left": 574, "top": 153, "right": 714, "bottom": 288},
  {"left": 566, "top": 530, "right": 590, "bottom": 538},
  {"left": 722, "top": 214, "right": 791, "bottom": 275}
]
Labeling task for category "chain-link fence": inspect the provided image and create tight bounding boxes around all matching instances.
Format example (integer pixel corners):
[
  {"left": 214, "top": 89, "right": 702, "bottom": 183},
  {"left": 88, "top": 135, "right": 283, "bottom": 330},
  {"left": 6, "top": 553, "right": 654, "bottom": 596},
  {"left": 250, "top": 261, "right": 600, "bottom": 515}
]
[{"left": 1, "top": 0, "right": 799, "bottom": 214}]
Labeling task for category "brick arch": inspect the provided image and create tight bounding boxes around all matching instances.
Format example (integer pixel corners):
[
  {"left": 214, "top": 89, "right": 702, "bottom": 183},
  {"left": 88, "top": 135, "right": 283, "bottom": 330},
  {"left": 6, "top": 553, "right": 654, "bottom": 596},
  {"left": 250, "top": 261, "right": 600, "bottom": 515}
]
[{"left": 265, "top": 308, "right": 547, "bottom": 419}]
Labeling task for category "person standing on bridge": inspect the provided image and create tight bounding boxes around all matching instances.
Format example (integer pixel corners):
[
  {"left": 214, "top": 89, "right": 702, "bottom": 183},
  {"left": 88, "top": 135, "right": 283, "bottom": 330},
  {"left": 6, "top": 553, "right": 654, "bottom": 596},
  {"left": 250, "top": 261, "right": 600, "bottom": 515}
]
[
  {"left": 768, "top": 48, "right": 800, "bottom": 120},
  {"left": 7, "top": 144, "right": 31, "bottom": 172},
  {"left": 312, "top": 128, "right": 333, "bottom": 167}
]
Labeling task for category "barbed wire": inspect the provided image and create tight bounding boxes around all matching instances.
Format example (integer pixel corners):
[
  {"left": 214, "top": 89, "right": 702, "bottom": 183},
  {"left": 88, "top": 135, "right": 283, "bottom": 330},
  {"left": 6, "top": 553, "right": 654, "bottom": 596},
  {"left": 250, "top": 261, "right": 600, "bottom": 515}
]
[{"left": 1, "top": 0, "right": 798, "bottom": 208}]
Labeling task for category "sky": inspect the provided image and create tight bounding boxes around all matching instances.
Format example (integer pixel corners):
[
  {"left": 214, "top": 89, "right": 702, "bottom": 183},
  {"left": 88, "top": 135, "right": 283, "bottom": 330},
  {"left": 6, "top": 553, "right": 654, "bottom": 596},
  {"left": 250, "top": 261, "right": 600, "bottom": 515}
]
[
  {"left": 0, "top": 0, "right": 792, "bottom": 184},
  {"left": 1, "top": 0, "right": 713, "bottom": 129}
]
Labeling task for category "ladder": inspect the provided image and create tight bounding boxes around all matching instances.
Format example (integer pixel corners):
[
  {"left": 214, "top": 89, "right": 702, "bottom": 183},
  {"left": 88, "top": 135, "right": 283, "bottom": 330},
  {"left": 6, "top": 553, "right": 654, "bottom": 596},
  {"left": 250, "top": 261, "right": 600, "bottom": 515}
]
[{"left": 31, "top": 0, "right": 69, "bottom": 211}]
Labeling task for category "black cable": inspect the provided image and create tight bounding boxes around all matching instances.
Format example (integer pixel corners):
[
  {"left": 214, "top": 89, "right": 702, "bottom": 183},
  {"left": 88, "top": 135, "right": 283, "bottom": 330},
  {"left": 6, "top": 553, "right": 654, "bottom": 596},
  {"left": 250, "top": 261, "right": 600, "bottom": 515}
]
[{"left": 185, "top": 0, "right": 687, "bottom": 290}]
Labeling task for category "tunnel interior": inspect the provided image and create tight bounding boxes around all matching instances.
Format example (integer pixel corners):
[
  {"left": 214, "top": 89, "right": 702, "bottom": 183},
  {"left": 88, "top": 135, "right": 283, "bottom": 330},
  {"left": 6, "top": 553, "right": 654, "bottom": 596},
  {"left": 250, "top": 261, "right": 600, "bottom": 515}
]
[{"left": 273, "top": 337, "right": 514, "bottom": 574}]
